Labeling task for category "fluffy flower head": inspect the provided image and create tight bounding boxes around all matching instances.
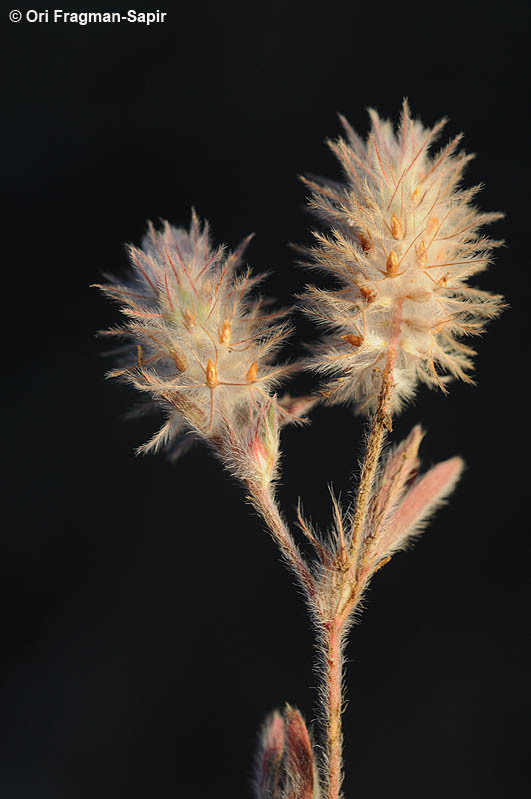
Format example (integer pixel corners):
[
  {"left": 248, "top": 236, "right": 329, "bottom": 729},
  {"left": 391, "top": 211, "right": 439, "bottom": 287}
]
[
  {"left": 301, "top": 100, "right": 504, "bottom": 413},
  {"left": 96, "top": 212, "right": 291, "bottom": 457}
]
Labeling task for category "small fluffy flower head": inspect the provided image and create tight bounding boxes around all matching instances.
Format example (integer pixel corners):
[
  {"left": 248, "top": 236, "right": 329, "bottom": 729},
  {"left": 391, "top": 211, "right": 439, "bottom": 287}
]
[
  {"left": 96, "top": 212, "right": 291, "bottom": 457},
  {"left": 301, "top": 100, "right": 504, "bottom": 413}
]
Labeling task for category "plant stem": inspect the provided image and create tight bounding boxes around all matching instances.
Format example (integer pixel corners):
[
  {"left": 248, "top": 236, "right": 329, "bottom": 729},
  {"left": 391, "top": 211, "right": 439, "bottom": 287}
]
[
  {"left": 323, "top": 299, "right": 404, "bottom": 799},
  {"left": 348, "top": 374, "right": 392, "bottom": 561},
  {"left": 323, "top": 620, "right": 344, "bottom": 799},
  {"left": 244, "top": 303, "right": 404, "bottom": 799},
  {"left": 349, "top": 299, "right": 404, "bottom": 563},
  {"left": 248, "top": 483, "right": 316, "bottom": 600}
]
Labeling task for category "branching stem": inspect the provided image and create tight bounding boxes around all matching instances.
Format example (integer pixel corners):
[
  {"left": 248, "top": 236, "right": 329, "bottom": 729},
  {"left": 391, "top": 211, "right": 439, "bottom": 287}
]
[
  {"left": 246, "top": 301, "right": 404, "bottom": 799},
  {"left": 323, "top": 299, "right": 404, "bottom": 799},
  {"left": 349, "top": 300, "right": 403, "bottom": 566}
]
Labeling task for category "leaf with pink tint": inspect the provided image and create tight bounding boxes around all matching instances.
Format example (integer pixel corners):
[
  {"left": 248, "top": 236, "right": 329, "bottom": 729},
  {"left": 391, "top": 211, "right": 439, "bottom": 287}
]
[
  {"left": 360, "top": 428, "right": 464, "bottom": 582},
  {"left": 253, "top": 710, "right": 285, "bottom": 799},
  {"left": 386, "top": 456, "right": 464, "bottom": 546},
  {"left": 367, "top": 424, "right": 424, "bottom": 540},
  {"left": 253, "top": 705, "right": 320, "bottom": 799},
  {"left": 284, "top": 704, "right": 319, "bottom": 799}
]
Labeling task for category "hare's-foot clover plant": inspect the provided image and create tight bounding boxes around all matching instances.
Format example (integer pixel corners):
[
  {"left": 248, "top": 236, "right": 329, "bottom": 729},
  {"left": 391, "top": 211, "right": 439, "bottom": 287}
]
[{"left": 95, "top": 101, "right": 503, "bottom": 799}]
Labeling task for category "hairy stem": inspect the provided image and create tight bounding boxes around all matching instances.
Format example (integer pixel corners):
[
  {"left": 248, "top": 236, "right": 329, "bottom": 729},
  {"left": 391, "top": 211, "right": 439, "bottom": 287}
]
[
  {"left": 248, "top": 483, "right": 316, "bottom": 600},
  {"left": 245, "top": 304, "right": 404, "bottom": 799},
  {"left": 323, "top": 621, "right": 344, "bottom": 799},
  {"left": 349, "top": 299, "right": 403, "bottom": 563},
  {"left": 348, "top": 376, "right": 392, "bottom": 560},
  {"left": 323, "top": 299, "right": 404, "bottom": 799}
]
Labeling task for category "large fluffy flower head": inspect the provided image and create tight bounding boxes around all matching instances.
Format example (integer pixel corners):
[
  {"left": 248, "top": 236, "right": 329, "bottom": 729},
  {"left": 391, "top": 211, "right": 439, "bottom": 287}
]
[
  {"left": 301, "top": 100, "right": 504, "bottom": 413},
  {"left": 96, "top": 212, "right": 291, "bottom": 456}
]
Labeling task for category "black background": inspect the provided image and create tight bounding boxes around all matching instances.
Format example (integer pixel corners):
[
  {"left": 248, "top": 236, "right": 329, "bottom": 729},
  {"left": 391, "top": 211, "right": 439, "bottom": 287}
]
[{"left": 3, "top": 1, "right": 528, "bottom": 797}]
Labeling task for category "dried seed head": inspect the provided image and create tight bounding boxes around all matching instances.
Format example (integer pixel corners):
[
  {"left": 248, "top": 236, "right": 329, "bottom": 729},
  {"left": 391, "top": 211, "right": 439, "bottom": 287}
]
[
  {"left": 301, "top": 101, "right": 504, "bottom": 413},
  {"left": 96, "top": 213, "right": 292, "bottom": 458}
]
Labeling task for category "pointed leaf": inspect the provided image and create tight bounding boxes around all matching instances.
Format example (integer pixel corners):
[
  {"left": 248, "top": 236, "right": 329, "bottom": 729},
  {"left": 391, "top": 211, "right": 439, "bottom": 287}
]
[
  {"left": 360, "top": 430, "right": 465, "bottom": 583},
  {"left": 387, "top": 456, "right": 464, "bottom": 545},
  {"left": 284, "top": 705, "right": 316, "bottom": 799},
  {"left": 369, "top": 424, "right": 424, "bottom": 537},
  {"left": 253, "top": 710, "right": 285, "bottom": 799}
]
